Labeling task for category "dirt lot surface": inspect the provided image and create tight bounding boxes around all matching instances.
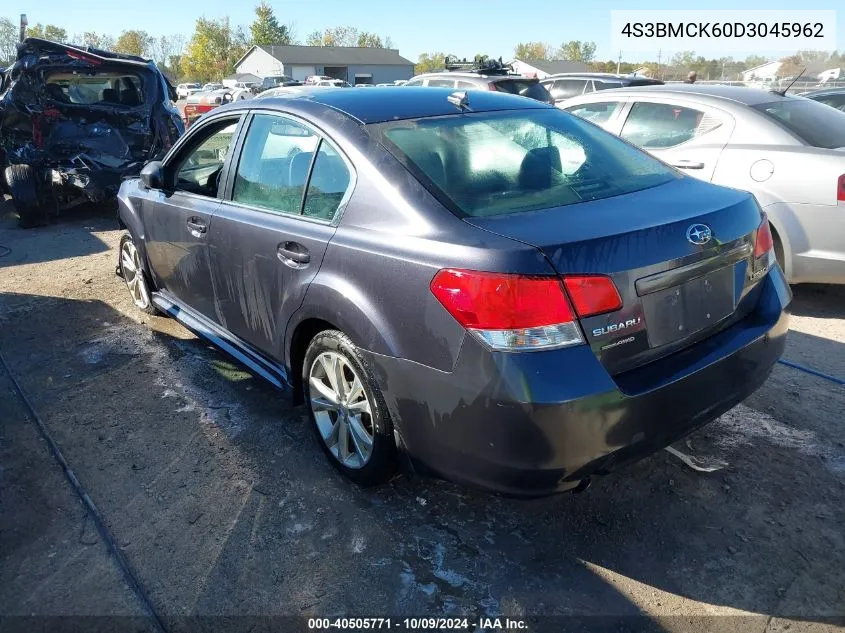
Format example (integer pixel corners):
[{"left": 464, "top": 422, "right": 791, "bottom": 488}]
[{"left": 1, "top": 200, "right": 844, "bottom": 633}]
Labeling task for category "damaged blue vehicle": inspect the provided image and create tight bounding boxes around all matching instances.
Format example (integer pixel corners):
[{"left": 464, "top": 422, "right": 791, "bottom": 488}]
[{"left": 0, "top": 38, "right": 183, "bottom": 227}]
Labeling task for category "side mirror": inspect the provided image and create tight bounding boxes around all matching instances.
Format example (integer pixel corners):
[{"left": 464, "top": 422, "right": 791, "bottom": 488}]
[
  {"left": 140, "top": 161, "right": 165, "bottom": 189},
  {"left": 222, "top": 92, "right": 234, "bottom": 104}
]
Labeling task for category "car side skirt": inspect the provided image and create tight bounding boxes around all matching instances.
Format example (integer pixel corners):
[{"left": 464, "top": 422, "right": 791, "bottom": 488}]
[{"left": 151, "top": 291, "right": 290, "bottom": 390}]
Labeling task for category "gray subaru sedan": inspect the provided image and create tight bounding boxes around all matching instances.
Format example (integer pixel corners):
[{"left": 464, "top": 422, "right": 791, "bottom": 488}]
[{"left": 116, "top": 87, "right": 790, "bottom": 496}]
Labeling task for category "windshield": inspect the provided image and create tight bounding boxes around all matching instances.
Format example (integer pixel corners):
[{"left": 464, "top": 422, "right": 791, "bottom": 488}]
[
  {"left": 375, "top": 108, "right": 677, "bottom": 218},
  {"left": 44, "top": 71, "right": 145, "bottom": 106},
  {"left": 753, "top": 98, "right": 845, "bottom": 149}
]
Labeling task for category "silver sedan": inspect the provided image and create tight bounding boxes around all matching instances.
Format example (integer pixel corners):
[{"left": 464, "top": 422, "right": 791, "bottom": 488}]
[{"left": 560, "top": 84, "right": 845, "bottom": 285}]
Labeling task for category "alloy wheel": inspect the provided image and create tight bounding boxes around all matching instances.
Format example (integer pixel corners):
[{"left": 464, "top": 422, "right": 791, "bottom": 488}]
[
  {"left": 120, "top": 239, "right": 151, "bottom": 310},
  {"left": 309, "top": 351, "right": 374, "bottom": 469}
]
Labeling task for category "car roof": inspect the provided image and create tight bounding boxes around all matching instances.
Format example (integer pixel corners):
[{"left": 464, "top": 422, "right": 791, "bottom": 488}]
[
  {"left": 411, "top": 72, "right": 527, "bottom": 82},
  {"left": 574, "top": 83, "right": 798, "bottom": 106},
  {"left": 223, "top": 86, "right": 551, "bottom": 124}
]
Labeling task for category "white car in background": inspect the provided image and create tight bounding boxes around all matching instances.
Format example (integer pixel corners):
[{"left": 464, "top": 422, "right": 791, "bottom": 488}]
[
  {"left": 176, "top": 83, "right": 201, "bottom": 99},
  {"left": 314, "top": 79, "right": 352, "bottom": 88},
  {"left": 561, "top": 84, "right": 845, "bottom": 285}
]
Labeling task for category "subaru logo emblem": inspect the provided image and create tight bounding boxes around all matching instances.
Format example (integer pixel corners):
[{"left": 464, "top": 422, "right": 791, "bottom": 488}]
[{"left": 686, "top": 224, "right": 712, "bottom": 245}]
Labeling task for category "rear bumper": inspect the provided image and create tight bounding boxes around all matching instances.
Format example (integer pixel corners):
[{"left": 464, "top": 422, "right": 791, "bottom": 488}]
[{"left": 366, "top": 267, "right": 791, "bottom": 497}]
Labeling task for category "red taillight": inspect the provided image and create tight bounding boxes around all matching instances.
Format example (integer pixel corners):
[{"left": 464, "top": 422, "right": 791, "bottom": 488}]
[
  {"left": 488, "top": 82, "right": 497, "bottom": 91},
  {"left": 754, "top": 214, "right": 774, "bottom": 259},
  {"left": 838, "top": 174, "right": 845, "bottom": 202},
  {"left": 430, "top": 269, "right": 621, "bottom": 351},
  {"left": 430, "top": 269, "right": 573, "bottom": 329},
  {"left": 562, "top": 276, "right": 623, "bottom": 318}
]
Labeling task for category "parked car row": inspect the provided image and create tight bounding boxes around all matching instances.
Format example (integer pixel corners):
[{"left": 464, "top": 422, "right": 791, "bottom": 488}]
[{"left": 398, "top": 60, "right": 845, "bottom": 286}]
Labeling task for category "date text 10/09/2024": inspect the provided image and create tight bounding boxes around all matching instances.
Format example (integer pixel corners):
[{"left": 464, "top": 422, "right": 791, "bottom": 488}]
[{"left": 308, "top": 618, "right": 528, "bottom": 631}]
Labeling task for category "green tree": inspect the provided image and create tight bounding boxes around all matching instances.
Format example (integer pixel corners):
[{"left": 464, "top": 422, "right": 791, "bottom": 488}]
[
  {"left": 181, "top": 17, "right": 250, "bottom": 83},
  {"left": 357, "top": 32, "right": 383, "bottom": 48},
  {"left": 306, "top": 30, "right": 322, "bottom": 46},
  {"left": 250, "top": 1, "right": 291, "bottom": 45},
  {"left": 513, "top": 41, "right": 551, "bottom": 61},
  {"left": 114, "top": 30, "right": 152, "bottom": 57},
  {"left": 78, "top": 32, "right": 116, "bottom": 50},
  {"left": 557, "top": 40, "right": 596, "bottom": 63},
  {"left": 743, "top": 54, "right": 769, "bottom": 70},
  {"left": 0, "top": 17, "right": 17, "bottom": 64},
  {"left": 27, "top": 23, "right": 67, "bottom": 42},
  {"left": 415, "top": 52, "right": 447, "bottom": 74},
  {"left": 778, "top": 55, "right": 803, "bottom": 79}
]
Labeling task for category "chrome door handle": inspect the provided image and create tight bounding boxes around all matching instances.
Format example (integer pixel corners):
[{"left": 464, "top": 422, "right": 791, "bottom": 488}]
[
  {"left": 277, "top": 242, "right": 310, "bottom": 265},
  {"left": 671, "top": 160, "right": 705, "bottom": 170},
  {"left": 186, "top": 218, "right": 207, "bottom": 235}
]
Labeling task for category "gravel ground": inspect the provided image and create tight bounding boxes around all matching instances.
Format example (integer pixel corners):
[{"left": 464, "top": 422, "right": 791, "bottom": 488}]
[{"left": 0, "top": 200, "right": 844, "bottom": 633}]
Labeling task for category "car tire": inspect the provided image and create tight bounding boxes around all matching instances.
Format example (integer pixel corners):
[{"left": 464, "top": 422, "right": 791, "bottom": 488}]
[
  {"left": 303, "top": 329, "right": 397, "bottom": 486},
  {"left": 118, "top": 233, "right": 160, "bottom": 315},
  {"left": 5, "top": 164, "right": 46, "bottom": 229}
]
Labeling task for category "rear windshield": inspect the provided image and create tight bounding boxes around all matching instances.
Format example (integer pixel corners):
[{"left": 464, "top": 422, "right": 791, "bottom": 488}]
[
  {"left": 752, "top": 98, "right": 845, "bottom": 149},
  {"left": 494, "top": 79, "right": 552, "bottom": 103},
  {"left": 375, "top": 108, "right": 677, "bottom": 218},
  {"left": 45, "top": 71, "right": 145, "bottom": 106}
]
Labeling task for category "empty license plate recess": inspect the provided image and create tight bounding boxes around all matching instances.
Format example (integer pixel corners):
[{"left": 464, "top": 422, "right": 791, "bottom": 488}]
[{"left": 641, "top": 264, "right": 736, "bottom": 348}]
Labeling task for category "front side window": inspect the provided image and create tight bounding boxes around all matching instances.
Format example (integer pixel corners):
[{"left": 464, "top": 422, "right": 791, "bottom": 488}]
[
  {"left": 375, "top": 108, "right": 677, "bottom": 218},
  {"left": 427, "top": 78, "right": 455, "bottom": 88},
  {"left": 753, "top": 98, "right": 845, "bottom": 148},
  {"left": 405, "top": 78, "right": 424, "bottom": 86},
  {"left": 232, "top": 114, "right": 320, "bottom": 215},
  {"left": 173, "top": 119, "right": 239, "bottom": 197},
  {"left": 565, "top": 101, "right": 624, "bottom": 126},
  {"left": 621, "top": 102, "right": 721, "bottom": 149}
]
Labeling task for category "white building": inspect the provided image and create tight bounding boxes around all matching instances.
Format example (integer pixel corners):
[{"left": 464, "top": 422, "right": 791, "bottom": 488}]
[
  {"left": 741, "top": 61, "right": 780, "bottom": 82},
  {"left": 234, "top": 45, "right": 414, "bottom": 85}
]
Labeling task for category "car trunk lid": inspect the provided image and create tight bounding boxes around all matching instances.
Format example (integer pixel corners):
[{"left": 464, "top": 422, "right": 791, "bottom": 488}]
[{"left": 464, "top": 177, "right": 769, "bottom": 374}]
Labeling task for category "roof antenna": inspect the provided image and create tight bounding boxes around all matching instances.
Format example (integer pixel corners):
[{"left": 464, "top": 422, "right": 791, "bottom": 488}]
[
  {"left": 771, "top": 67, "right": 805, "bottom": 97},
  {"left": 447, "top": 90, "right": 470, "bottom": 109}
]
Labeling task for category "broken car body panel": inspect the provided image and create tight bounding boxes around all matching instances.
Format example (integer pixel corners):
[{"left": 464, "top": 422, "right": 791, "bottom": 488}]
[{"left": 0, "top": 38, "right": 183, "bottom": 208}]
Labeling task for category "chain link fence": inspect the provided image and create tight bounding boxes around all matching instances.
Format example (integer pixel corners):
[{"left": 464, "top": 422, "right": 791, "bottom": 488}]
[{"left": 663, "top": 79, "right": 845, "bottom": 94}]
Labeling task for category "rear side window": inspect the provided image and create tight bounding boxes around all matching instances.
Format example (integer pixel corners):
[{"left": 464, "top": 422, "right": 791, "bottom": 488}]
[
  {"left": 549, "top": 79, "right": 587, "bottom": 100},
  {"left": 303, "top": 141, "right": 352, "bottom": 221},
  {"left": 753, "top": 99, "right": 845, "bottom": 149},
  {"left": 621, "top": 102, "right": 721, "bottom": 148},
  {"left": 494, "top": 79, "right": 552, "bottom": 102},
  {"left": 376, "top": 108, "right": 676, "bottom": 218},
  {"left": 45, "top": 71, "right": 145, "bottom": 106},
  {"left": 232, "top": 114, "right": 319, "bottom": 215},
  {"left": 594, "top": 80, "right": 623, "bottom": 90},
  {"left": 812, "top": 94, "right": 845, "bottom": 110},
  {"left": 566, "top": 101, "right": 624, "bottom": 125}
]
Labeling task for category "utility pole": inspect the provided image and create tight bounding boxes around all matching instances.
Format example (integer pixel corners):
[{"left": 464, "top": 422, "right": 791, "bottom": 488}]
[
  {"left": 616, "top": 50, "right": 621, "bottom": 74},
  {"left": 19, "top": 14, "right": 27, "bottom": 42}
]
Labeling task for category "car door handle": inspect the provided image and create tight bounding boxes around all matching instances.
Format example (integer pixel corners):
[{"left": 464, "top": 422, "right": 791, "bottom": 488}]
[
  {"left": 186, "top": 217, "right": 207, "bottom": 235},
  {"left": 671, "top": 160, "right": 705, "bottom": 170},
  {"left": 277, "top": 242, "right": 311, "bottom": 265}
]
